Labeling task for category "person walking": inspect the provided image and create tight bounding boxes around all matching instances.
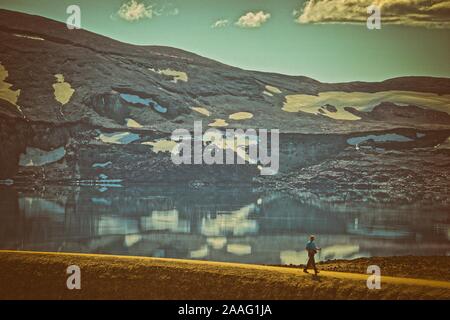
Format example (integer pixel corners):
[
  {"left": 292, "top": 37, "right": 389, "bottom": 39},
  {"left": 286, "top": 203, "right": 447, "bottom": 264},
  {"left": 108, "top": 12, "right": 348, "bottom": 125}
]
[{"left": 303, "top": 235, "right": 321, "bottom": 275}]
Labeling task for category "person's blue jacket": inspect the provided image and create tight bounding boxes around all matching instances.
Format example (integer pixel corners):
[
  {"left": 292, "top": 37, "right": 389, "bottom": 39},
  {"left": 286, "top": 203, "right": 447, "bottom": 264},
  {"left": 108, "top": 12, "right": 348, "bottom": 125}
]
[{"left": 306, "top": 240, "right": 318, "bottom": 252}]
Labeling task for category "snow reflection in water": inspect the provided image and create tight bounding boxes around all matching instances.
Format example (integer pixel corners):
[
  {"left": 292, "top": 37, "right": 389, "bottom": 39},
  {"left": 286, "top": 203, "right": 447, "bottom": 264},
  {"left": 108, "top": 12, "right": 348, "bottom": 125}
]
[{"left": 0, "top": 186, "right": 449, "bottom": 264}]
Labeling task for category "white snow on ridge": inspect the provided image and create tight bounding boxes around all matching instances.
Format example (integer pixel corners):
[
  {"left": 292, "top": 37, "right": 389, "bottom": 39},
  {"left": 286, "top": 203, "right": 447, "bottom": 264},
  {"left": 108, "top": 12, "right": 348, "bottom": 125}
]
[
  {"left": 265, "top": 85, "right": 282, "bottom": 94},
  {"left": 13, "top": 33, "right": 45, "bottom": 41},
  {"left": 347, "top": 133, "right": 413, "bottom": 146},
  {"left": 283, "top": 90, "right": 450, "bottom": 121},
  {"left": 126, "top": 118, "right": 143, "bottom": 128},
  {"left": 98, "top": 132, "right": 140, "bottom": 144},
  {"left": 19, "top": 146, "right": 65, "bottom": 167},
  {"left": 149, "top": 68, "right": 188, "bottom": 83},
  {"left": 92, "top": 161, "right": 112, "bottom": 168}
]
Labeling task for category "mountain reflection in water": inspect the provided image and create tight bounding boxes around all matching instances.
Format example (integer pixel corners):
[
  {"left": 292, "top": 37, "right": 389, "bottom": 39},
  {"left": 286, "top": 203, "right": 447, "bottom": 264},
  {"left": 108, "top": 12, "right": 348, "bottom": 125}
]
[{"left": 0, "top": 186, "right": 449, "bottom": 265}]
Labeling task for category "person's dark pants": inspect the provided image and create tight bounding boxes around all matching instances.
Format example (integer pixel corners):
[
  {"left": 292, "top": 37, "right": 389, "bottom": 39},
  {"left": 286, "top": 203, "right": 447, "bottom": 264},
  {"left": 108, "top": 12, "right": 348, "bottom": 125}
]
[{"left": 304, "top": 251, "right": 318, "bottom": 274}]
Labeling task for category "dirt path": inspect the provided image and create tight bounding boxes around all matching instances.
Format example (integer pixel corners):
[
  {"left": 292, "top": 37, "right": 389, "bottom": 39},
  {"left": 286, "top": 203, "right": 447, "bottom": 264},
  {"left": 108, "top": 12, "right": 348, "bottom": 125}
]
[{"left": 1, "top": 250, "right": 449, "bottom": 299}]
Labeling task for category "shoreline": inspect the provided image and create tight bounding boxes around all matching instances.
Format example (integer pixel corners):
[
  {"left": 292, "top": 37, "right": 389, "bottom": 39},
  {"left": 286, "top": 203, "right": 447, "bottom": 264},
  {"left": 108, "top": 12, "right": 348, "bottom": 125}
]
[
  {"left": 317, "top": 256, "right": 450, "bottom": 282},
  {"left": 1, "top": 250, "right": 449, "bottom": 300}
]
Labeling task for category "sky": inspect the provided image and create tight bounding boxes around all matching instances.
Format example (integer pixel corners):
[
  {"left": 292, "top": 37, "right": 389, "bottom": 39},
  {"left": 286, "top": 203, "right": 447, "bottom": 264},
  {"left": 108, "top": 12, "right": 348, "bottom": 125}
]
[{"left": 0, "top": 0, "right": 449, "bottom": 82}]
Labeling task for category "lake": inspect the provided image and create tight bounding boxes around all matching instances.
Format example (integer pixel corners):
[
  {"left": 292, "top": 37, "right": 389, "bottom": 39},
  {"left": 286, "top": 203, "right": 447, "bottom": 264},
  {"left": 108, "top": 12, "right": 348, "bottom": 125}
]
[{"left": 0, "top": 185, "right": 449, "bottom": 265}]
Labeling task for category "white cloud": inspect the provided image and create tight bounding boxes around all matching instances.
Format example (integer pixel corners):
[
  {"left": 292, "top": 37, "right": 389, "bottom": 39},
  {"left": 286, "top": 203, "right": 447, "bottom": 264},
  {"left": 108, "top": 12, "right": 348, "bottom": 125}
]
[
  {"left": 295, "top": 0, "right": 450, "bottom": 28},
  {"left": 156, "top": 4, "right": 179, "bottom": 16},
  {"left": 117, "top": 0, "right": 154, "bottom": 21},
  {"left": 211, "top": 19, "right": 230, "bottom": 28},
  {"left": 236, "top": 11, "right": 271, "bottom": 28},
  {"left": 170, "top": 8, "right": 179, "bottom": 16}
]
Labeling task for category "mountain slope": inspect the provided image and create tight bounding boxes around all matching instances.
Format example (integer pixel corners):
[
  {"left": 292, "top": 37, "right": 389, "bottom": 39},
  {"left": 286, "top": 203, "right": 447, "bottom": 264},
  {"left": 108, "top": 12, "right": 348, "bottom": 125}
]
[
  {"left": 1, "top": 9, "right": 449, "bottom": 132},
  {"left": 0, "top": 9, "right": 450, "bottom": 182}
]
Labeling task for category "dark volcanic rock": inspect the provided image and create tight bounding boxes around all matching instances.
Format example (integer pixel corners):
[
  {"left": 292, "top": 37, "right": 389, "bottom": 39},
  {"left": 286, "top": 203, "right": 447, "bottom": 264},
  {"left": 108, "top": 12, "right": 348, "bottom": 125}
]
[
  {"left": 261, "top": 147, "right": 450, "bottom": 206},
  {"left": 87, "top": 92, "right": 130, "bottom": 125},
  {"left": 323, "top": 104, "right": 338, "bottom": 113},
  {"left": 349, "top": 102, "right": 450, "bottom": 125},
  {"left": 0, "top": 100, "right": 30, "bottom": 179}
]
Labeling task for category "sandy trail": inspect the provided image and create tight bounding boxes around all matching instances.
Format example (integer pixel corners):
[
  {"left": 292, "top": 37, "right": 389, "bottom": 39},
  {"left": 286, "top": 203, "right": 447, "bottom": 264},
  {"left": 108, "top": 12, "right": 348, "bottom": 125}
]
[{"left": 1, "top": 250, "right": 449, "bottom": 299}]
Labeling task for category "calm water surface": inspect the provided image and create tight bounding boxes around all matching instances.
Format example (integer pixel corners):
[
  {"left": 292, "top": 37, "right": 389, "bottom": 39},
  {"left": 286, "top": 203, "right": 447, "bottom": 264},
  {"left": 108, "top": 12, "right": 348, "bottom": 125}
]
[{"left": 0, "top": 185, "right": 449, "bottom": 264}]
